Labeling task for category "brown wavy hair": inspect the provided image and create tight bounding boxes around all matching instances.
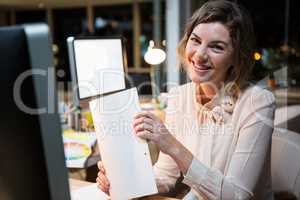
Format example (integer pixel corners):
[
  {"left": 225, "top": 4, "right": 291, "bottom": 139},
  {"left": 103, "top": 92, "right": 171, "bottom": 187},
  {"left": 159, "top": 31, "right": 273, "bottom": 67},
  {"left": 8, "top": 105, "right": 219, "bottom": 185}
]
[{"left": 177, "top": 0, "right": 255, "bottom": 89}]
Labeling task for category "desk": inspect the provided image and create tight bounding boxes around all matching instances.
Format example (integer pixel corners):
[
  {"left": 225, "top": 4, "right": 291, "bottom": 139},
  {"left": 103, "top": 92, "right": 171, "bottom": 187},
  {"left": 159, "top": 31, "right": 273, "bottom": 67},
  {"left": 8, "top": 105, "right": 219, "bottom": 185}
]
[{"left": 69, "top": 179, "right": 179, "bottom": 200}]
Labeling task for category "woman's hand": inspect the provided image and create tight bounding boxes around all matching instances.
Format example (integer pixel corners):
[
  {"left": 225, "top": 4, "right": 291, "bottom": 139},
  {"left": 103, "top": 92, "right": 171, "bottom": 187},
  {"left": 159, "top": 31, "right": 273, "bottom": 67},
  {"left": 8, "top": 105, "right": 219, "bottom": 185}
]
[
  {"left": 133, "top": 111, "right": 194, "bottom": 174},
  {"left": 96, "top": 161, "right": 110, "bottom": 195},
  {"left": 133, "top": 111, "right": 178, "bottom": 155}
]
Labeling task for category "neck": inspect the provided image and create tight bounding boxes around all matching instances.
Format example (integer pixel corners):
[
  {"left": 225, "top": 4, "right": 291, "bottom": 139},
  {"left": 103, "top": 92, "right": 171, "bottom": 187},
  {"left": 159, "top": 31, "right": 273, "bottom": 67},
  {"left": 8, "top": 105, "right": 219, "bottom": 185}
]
[{"left": 195, "top": 82, "right": 220, "bottom": 104}]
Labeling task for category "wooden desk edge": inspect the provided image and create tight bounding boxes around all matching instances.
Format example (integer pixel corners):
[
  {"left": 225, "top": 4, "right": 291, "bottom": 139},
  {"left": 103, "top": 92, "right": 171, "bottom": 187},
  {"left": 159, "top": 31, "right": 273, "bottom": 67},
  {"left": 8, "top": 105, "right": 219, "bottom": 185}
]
[
  {"left": 69, "top": 179, "right": 179, "bottom": 200},
  {"left": 69, "top": 178, "right": 93, "bottom": 191}
]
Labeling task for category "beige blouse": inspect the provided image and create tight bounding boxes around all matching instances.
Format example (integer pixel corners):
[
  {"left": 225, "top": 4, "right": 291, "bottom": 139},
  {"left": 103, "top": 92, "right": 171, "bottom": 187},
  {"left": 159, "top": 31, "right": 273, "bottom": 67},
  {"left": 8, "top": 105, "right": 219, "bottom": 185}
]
[{"left": 153, "top": 82, "right": 276, "bottom": 200}]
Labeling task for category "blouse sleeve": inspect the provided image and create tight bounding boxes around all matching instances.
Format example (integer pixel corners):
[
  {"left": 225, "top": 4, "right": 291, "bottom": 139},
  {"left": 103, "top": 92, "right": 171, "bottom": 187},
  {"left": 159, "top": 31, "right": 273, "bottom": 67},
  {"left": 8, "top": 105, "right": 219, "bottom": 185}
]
[
  {"left": 154, "top": 152, "right": 181, "bottom": 193},
  {"left": 182, "top": 89, "right": 276, "bottom": 200},
  {"left": 153, "top": 87, "right": 181, "bottom": 193}
]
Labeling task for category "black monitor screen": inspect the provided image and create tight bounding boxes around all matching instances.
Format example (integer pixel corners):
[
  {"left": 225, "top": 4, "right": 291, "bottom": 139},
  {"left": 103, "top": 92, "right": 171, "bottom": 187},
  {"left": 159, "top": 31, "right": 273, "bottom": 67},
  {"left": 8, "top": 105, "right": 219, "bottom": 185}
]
[
  {"left": 0, "top": 24, "right": 70, "bottom": 200},
  {"left": 0, "top": 25, "right": 51, "bottom": 200}
]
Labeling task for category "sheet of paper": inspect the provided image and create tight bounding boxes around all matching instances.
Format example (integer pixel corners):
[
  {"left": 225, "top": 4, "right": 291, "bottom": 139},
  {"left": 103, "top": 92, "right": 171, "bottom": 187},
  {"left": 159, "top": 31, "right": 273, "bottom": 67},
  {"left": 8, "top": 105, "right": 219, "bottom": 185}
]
[
  {"left": 89, "top": 87, "right": 158, "bottom": 200},
  {"left": 71, "top": 183, "right": 109, "bottom": 200}
]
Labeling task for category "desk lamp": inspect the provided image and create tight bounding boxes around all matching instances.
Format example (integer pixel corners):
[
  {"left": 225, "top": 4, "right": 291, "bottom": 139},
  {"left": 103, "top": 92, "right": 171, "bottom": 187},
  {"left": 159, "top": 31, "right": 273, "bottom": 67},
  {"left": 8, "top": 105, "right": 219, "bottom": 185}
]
[{"left": 144, "top": 40, "right": 166, "bottom": 103}]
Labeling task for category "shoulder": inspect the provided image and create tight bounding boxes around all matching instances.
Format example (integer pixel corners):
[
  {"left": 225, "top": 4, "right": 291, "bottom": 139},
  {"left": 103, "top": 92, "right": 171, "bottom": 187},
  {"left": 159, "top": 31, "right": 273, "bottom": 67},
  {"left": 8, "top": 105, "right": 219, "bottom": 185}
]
[
  {"left": 233, "top": 85, "right": 276, "bottom": 125},
  {"left": 237, "top": 85, "right": 276, "bottom": 109}
]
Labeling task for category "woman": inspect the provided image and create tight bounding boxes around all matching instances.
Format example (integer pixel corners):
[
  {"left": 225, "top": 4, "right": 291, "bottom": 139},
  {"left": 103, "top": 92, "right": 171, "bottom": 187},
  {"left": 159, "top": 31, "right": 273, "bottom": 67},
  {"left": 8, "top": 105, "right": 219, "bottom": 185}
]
[{"left": 97, "top": 0, "right": 276, "bottom": 199}]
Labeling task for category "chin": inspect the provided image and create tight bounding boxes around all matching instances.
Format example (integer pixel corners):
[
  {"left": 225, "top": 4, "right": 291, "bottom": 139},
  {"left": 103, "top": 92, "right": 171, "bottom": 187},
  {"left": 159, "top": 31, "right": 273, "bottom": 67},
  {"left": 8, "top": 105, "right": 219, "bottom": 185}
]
[{"left": 187, "top": 69, "right": 215, "bottom": 84}]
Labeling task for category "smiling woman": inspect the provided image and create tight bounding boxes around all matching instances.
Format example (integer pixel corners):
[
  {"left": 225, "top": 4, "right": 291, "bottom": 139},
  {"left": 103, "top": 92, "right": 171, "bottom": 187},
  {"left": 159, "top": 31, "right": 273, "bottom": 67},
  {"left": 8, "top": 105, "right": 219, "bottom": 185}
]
[{"left": 96, "top": 1, "right": 276, "bottom": 200}]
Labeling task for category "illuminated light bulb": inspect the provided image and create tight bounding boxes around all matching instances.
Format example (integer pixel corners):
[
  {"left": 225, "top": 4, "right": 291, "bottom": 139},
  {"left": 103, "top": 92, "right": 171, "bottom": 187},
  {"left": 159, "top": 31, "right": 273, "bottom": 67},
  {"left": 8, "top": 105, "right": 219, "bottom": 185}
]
[
  {"left": 144, "top": 40, "right": 166, "bottom": 65},
  {"left": 254, "top": 52, "right": 261, "bottom": 61}
]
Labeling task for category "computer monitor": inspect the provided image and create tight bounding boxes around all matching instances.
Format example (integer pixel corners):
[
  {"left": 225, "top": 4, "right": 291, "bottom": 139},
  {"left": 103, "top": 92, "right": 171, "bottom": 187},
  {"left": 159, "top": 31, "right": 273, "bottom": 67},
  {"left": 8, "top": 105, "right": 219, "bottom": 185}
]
[
  {"left": 71, "top": 37, "right": 127, "bottom": 99},
  {"left": 0, "top": 24, "right": 70, "bottom": 200}
]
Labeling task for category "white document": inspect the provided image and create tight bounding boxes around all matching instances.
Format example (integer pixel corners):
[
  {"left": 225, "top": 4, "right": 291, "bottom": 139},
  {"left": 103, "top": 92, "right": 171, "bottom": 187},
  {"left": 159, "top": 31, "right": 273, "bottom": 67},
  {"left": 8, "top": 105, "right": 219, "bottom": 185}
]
[
  {"left": 71, "top": 183, "right": 109, "bottom": 200},
  {"left": 89, "top": 88, "right": 158, "bottom": 200}
]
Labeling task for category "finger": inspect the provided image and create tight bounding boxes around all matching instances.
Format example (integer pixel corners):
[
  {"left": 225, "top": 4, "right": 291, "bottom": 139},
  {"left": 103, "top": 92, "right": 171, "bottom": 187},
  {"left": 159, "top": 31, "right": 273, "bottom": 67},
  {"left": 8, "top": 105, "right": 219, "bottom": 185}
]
[
  {"left": 136, "top": 130, "right": 156, "bottom": 142},
  {"left": 134, "top": 111, "right": 156, "bottom": 120},
  {"left": 96, "top": 177, "right": 105, "bottom": 187},
  {"left": 132, "top": 117, "right": 152, "bottom": 127},
  {"left": 96, "top": 177, "right": 109, "bottom": 190},
  {"left": 97, "top": 183, "right": 104, "bottom": 191},
  {"left": 97, "top": 161, "right": 101, "bottom": 169},
  {"left": 146, "top": 111, "right": 159, "bottom": 120},
  {"left": 97, "top": 161, "right": 106, "bottom": 174},
  {"left": 97, "top": 183, "right": 109, "bottom": 194},
  {"left": 134, "top": 123, "right": 153, "bottom": 132},
  {"left": 96, "top": 177, "right": 100, "bottom": 184},
  {"left": 98, "top": 173, "right": 110, "bottom": 187},
  {"left": 96, "top": 177, "right": 109, "bottom": 192},
  {"left": 101, "top": 175, "right": 110, "bottom": 187},
  {"left": 99, "top": 183, "right": 109, "bottom": 191},
  {"left": 140, "top": 111, "right": 160, "bottom": 122}
]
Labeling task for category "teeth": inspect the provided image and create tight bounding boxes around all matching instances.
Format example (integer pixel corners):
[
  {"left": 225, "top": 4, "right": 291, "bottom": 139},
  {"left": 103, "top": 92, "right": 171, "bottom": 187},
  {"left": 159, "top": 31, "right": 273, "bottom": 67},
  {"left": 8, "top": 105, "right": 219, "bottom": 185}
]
[
  {"left": 191, "top": 60, "right": 211, "bottom": 70},
  {"left": 195, "top": 64, "right": 210, "bottom": 70}
]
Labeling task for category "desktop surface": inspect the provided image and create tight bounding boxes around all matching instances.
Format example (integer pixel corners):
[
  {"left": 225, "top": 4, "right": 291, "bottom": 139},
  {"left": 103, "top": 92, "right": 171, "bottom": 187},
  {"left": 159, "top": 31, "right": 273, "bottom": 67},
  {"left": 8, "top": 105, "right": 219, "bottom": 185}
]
[{"left": 69, "top": 179, "right": 179, "bottom": 200}]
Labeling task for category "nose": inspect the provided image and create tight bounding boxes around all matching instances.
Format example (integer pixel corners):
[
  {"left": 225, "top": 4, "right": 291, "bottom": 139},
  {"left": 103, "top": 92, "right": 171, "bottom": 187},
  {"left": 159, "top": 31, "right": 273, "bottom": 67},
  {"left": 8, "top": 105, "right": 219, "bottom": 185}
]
[{"left": 195, "top": 45, "right": 208, "bottom": 61}]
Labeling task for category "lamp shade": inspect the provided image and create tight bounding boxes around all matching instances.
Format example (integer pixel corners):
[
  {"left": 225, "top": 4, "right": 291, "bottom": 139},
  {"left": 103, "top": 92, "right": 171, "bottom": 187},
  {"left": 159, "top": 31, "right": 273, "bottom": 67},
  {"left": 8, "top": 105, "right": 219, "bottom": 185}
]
[{"left": 144, "top": 47, "right": 166, "bottom": 65}]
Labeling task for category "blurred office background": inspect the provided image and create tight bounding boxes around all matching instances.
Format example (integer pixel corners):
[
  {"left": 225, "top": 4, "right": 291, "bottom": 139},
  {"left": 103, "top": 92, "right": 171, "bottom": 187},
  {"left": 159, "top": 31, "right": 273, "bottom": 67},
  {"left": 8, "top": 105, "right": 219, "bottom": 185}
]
[
  {"left": 1, "top": 0, "right": 300, "bottom": 155},
  {"left": 1, "top": 1, "right": 300, "bottom": 198},
  {"left": 0, "top": 0, "right": 299, "bottom": 90}
]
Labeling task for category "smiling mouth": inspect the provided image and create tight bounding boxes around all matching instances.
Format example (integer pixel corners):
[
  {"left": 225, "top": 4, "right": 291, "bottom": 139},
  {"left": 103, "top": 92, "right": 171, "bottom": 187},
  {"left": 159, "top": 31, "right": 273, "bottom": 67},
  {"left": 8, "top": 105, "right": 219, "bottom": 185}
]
[{"left": 191, "top": 61, "right": 212, "bottom": 71}]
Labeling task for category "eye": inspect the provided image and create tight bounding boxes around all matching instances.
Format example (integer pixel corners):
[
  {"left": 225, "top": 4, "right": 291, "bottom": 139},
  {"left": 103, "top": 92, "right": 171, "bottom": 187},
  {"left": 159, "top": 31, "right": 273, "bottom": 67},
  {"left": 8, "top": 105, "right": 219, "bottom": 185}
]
[
  {"left": 211, "top": 44, "right": 224, "bottom": 52},
  {"left": 190, "top": 37, "right": 200, "bottom": 44}
]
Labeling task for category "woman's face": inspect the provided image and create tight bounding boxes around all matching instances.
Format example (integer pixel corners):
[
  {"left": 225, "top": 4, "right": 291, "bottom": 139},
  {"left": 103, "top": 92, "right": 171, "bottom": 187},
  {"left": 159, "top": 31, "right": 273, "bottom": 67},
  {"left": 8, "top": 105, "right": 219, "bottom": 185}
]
[{"left": 184, "top": 22, "right": 234, "bottom": 86}]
